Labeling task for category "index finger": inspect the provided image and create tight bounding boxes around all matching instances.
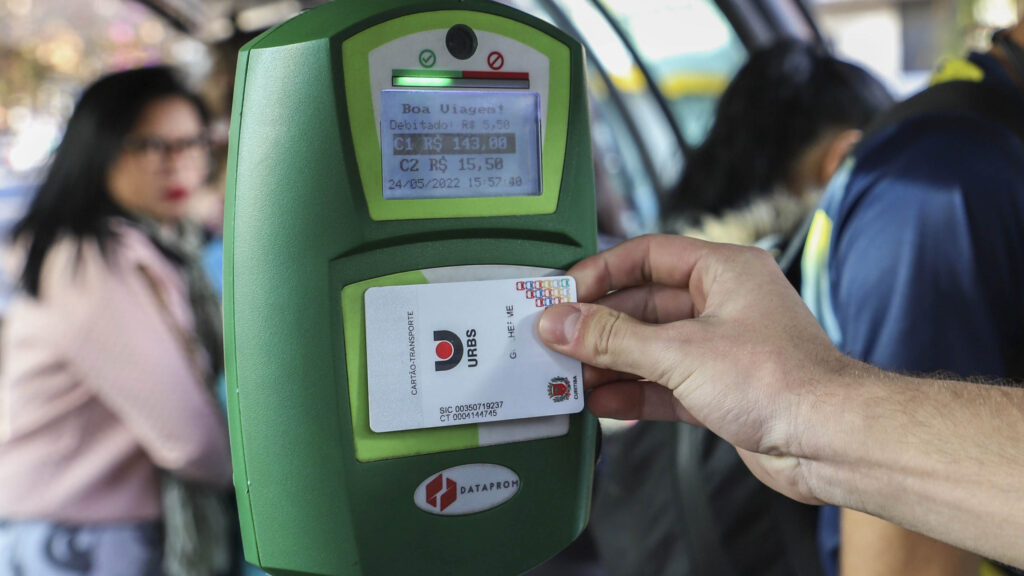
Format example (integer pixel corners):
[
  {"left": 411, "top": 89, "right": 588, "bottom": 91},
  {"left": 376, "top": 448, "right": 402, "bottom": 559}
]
[{"left": 569, "top": 234, "right": 714, "bottom": 302}]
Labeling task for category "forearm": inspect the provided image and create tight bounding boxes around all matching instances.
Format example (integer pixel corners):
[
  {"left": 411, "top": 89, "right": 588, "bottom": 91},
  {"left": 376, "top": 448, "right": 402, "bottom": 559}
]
[
  {"left": 801, "top": 362, "right": 1024, "bottom": 568},
  {"left": 538, "top": 234, "right": 1024, "bottom": 566}
]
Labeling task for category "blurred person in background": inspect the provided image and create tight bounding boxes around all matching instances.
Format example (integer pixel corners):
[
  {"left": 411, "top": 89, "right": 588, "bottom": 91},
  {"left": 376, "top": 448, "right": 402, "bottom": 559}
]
[
  {"left": 663, "top": 40, "right": 893, "bottom": 254},
  {"left": 0, "top": 66, "right": 232, "bottom": 576},
  {"left": 587, "top": 40, "right": 892, "bottom": 576},
  {"left": 190, "top": 30, "right": 262, "bottom": 305},
  {"left": 802, "top": 20, "right": 1024, "bottom": 576},
  {"left": 189, "top": 30, "right": 268, "bottom": 576}
]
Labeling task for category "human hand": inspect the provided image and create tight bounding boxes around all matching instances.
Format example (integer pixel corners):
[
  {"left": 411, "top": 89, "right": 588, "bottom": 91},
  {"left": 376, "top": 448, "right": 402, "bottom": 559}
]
[{"left": 539, "top": 234, "right": 853, "bottom": 503}]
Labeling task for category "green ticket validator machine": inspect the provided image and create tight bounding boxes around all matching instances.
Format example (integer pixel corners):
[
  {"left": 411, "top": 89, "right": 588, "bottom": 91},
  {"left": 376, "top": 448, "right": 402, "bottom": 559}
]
[{"left": 224, "top": 1, "right": 598, "bottom": 574}]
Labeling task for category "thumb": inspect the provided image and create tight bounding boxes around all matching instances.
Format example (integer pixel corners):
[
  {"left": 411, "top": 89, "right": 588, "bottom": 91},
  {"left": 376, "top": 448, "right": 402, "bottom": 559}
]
[{"left": 539, "top": 302, "right": 672, "bottom": 381}]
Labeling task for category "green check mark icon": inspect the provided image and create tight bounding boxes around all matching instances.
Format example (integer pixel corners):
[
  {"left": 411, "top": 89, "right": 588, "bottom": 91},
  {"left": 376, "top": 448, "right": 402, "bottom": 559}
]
[{"left": 419, "top": 49, "right": 437, "bottom": 68}]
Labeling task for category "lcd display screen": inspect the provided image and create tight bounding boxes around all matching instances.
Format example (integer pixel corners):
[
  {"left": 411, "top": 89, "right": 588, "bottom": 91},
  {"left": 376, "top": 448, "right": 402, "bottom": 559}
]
[{"left": 380, "top": 90, "right": 541, "bottom": 199}]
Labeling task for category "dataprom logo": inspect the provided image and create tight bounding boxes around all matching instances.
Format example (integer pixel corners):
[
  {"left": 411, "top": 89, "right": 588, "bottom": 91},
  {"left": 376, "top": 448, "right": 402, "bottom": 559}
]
[
  {"left": 414, "top": 464, "right": 521, "bottom": 516},
  {"left": 424, "top": 473, "right": 458, "bottom": 512}
]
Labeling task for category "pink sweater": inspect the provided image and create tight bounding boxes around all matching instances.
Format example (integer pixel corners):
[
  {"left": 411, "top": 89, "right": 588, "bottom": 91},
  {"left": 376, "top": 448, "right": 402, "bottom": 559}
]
[{"left": 0, "top": 221, "right": 232, "bottom": 523}]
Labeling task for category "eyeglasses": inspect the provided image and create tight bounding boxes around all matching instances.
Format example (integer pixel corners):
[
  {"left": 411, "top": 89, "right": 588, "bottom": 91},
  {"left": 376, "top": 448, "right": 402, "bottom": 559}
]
[{"left": 123, "top": 134, "right": 210, "bottom": 163}]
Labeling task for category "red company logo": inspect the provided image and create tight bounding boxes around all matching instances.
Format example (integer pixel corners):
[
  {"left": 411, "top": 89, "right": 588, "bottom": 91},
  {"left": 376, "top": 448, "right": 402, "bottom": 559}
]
[
  {"left": 433, "top": 330, "right": 463, "bottom": 371},
  {"left": 548, "top": 376, "right": 571, "bottom": 402},
  {"left": 425, "top": 473, "right": 458, "bottom": 511}
]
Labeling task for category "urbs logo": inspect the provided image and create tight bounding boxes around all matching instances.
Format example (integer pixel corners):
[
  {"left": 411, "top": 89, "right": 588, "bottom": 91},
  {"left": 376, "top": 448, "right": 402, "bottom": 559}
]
[{"left": 433, "top": 329, "right": 478, "bottom": 371}]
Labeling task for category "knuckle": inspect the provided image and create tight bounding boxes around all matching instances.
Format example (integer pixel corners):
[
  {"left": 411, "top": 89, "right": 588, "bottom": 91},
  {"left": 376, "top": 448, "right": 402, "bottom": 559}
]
[
  {"left": 742, "top": 244, "right": 777, "bottom": 268},
  {"left": 588, "top": 308, "right": 624, "bottom": 363},
  {"left": 644, "top": 284, "right": 660, "bottom": 323}
]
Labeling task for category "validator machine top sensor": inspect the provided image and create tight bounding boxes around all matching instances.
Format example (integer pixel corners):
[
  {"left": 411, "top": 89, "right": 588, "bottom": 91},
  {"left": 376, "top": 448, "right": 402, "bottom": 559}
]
[{"left": 224, "top": 1, "right": 598, "bottom": 574}]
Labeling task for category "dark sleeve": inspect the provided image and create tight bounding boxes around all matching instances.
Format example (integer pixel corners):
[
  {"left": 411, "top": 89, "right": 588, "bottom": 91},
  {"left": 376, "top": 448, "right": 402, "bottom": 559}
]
[{"left": 829, "top": 117, "right": 1024, "bottom": 378}]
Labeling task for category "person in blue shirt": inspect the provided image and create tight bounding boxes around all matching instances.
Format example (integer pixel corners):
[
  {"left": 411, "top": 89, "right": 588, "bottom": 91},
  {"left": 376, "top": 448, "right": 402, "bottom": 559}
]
[{"left": 801, "top": 24, "right": 1024, "bottom": 576}]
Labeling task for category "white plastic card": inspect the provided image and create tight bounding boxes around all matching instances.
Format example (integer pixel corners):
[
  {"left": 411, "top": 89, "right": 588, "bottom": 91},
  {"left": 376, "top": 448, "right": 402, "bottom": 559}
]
[{"left": 364, "top": 276, "right": 584, "bottom": 433}]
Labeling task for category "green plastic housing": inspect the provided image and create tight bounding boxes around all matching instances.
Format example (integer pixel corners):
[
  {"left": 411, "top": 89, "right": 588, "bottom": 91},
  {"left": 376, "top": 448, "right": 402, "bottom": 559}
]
[{"left": 223, "top": 2, "right": 598, "bottom": 574}]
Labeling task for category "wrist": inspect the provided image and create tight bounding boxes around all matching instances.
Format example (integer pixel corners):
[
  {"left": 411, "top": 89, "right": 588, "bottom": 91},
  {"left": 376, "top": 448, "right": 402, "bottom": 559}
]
[{"left": 786, "top": 353, "right": 880, "bottom": 507}]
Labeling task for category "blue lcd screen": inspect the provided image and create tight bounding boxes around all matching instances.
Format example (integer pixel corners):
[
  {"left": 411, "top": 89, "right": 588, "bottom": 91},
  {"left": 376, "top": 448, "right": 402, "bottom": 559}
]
[{"left": 380, "top": 90, "right": 541, "bottom": 199}]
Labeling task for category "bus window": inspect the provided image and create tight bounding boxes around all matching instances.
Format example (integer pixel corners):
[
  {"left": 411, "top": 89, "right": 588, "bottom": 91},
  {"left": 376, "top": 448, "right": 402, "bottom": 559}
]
[{"left": 599, "top": 0, "right": 748, "bottom": 148}]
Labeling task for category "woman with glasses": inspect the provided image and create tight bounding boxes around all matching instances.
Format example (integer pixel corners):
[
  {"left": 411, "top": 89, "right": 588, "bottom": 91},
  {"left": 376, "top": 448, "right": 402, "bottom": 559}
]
[{"left": 0, "top": 66, "right": 232, "bottom": 576}]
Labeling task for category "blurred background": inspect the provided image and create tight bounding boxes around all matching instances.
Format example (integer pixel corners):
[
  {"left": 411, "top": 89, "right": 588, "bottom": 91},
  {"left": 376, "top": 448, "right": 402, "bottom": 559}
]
[
  {"left": 0, "top": 1, "right": 1020, "bottom": 574},
  {"left": 1, "top": 0, "right": 1020, "bottom": 235},
  {"left": 0, "top": 0, "right": 1019, "bottom": 320},
  {"left": 1, "top": 0, "right": 1021, "bottom": 349},
  {"left": 0, "top": 0, "right": 1019, "bottom": 329}
]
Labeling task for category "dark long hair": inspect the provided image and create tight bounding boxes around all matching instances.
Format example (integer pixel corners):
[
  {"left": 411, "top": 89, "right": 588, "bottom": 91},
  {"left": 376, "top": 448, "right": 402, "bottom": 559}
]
[
  {"left": 12, "top": 66, "right": 209, "bottom": 297},
  {"left": 668, "top": 41, "right": 893, "bottom": 216}
]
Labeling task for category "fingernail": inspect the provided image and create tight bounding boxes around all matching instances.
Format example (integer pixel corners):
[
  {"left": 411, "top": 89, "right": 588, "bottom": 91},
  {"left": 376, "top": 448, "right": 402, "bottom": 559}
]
[{"left": 539, "top": 304, "right": 580, "bottom": 346}]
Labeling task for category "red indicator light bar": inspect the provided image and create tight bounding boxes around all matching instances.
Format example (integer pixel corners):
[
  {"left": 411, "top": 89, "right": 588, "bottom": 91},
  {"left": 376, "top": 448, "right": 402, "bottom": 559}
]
[{"left": 462, "top": 71, "right": 530, "bottom": 80}]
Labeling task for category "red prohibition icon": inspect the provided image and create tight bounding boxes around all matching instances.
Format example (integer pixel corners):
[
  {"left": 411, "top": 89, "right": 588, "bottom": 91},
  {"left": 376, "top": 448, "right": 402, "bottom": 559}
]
[{"left": 487, "top": 51, "right": 504, "bottom": 70}]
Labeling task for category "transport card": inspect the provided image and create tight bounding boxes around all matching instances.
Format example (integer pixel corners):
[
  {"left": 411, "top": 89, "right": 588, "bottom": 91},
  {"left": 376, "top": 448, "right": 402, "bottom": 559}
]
[{"left": 364, "top": 276, "right": 584, "bottom": 433}]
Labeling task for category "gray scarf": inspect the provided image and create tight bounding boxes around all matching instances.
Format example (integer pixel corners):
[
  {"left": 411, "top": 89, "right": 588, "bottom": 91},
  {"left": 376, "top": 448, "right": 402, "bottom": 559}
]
[{"left": 131, "top": 216, "right": 231, "bottom": 576}]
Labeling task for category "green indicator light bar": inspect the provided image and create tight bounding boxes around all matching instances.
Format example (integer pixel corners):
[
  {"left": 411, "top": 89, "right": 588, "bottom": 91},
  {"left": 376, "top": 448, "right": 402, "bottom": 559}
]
[
  {"left": 393, "top": 76, "right": 457, "bottom": 87},
  {"left": 393, "top": 68, "right": 462, "bottom": 78}
]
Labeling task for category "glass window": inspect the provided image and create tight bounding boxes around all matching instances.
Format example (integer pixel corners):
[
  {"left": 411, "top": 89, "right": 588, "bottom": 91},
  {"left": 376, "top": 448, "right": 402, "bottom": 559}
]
[
  {"left": 497, "top": 0, "right": 665, "bottom": 236},
  {"left": 598, "top": 0, "right": 747, "bottom": 147},
  {"left": 555, "top": 0, "right": 682, "bottom": 194},
  {"left": 587, "top": 72, "right": 661, "bottom": 237},
  {"left": 491, "top": 0, "right": 750, "bottom": 236},
  {"left": 901, "top": 2, "right": 939, "bottom": 72}
]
